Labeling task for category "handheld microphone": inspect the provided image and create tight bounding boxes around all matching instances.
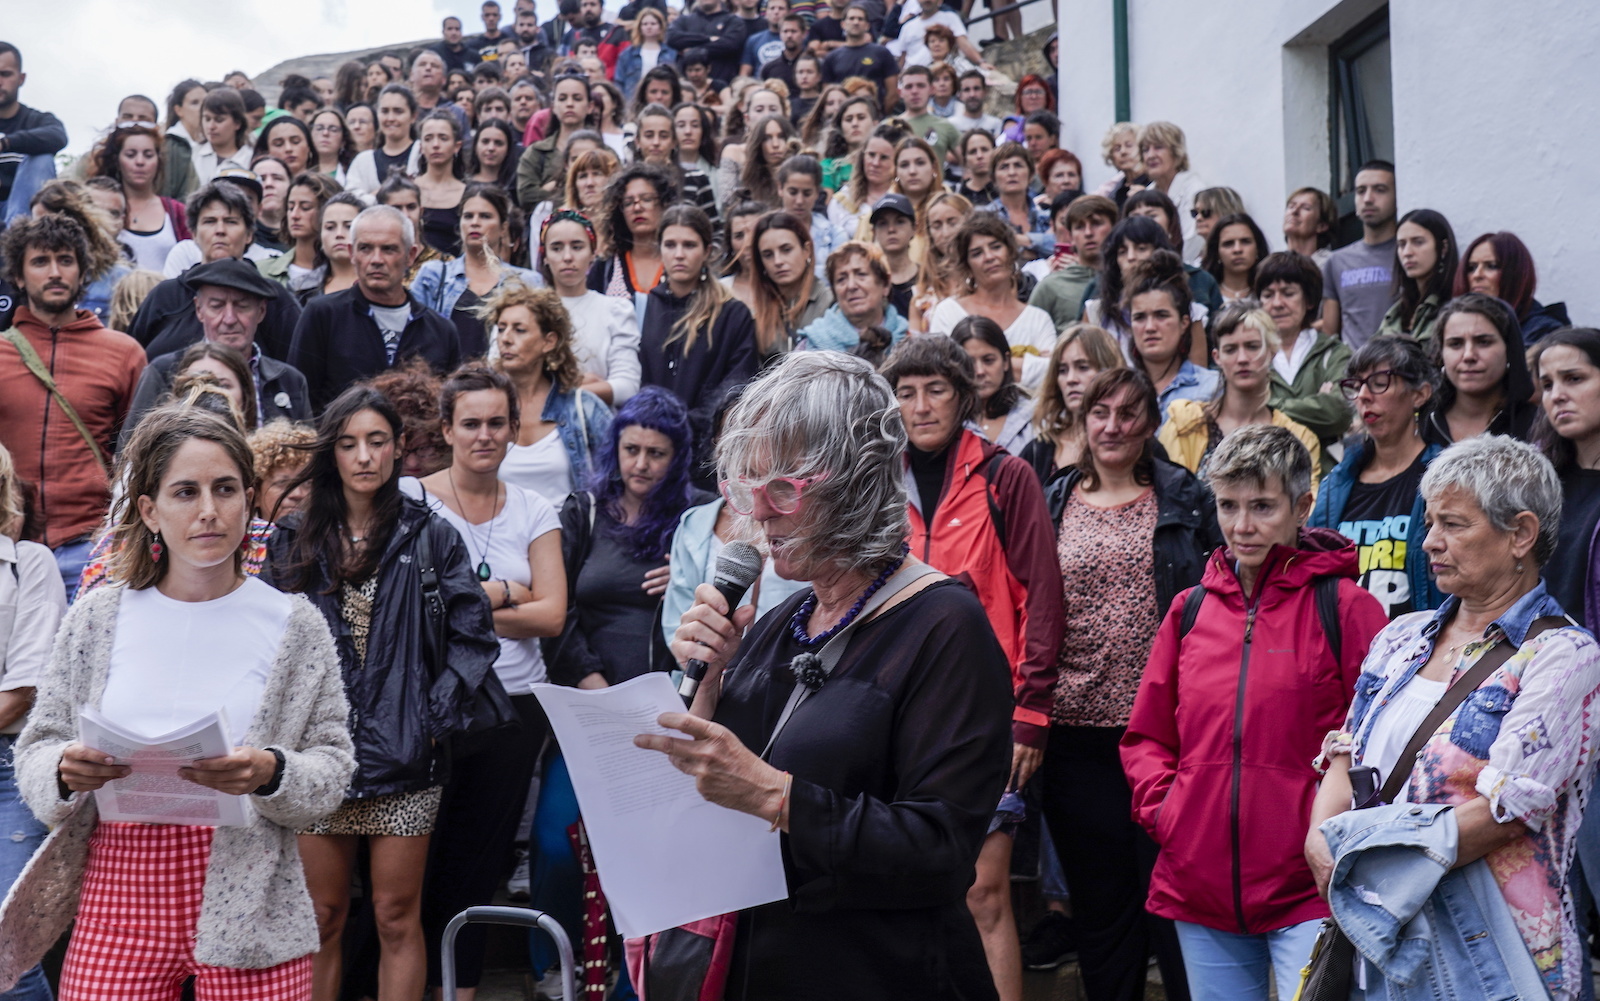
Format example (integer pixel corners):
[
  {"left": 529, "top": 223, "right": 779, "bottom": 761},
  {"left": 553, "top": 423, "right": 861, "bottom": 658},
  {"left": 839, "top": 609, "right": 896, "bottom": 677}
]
[{"left": 679, "top": 541, "right": 764, "bottom": 703}]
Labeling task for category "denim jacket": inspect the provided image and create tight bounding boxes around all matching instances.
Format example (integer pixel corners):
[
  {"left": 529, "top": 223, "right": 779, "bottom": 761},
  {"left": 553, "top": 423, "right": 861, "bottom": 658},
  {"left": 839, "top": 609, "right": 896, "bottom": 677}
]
[
  {"left": 411, "top": 257, "right": 542, "bottom": 317},
  {"left": 1320, "top": 802, "right": 1549, "bottom": 1001},
  {"left": 542, "top": 385, "right": 613, "bottom": 486}
]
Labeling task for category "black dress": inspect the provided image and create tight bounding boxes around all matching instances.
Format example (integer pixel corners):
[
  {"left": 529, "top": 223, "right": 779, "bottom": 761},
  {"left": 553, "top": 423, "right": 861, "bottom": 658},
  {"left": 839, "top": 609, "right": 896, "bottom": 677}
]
[
  {"left": 422, "top": 205, "right": 463, "bottom": 256},
  {"left": 703, "top": 580, "right": 1012, "bottom": 1001}
]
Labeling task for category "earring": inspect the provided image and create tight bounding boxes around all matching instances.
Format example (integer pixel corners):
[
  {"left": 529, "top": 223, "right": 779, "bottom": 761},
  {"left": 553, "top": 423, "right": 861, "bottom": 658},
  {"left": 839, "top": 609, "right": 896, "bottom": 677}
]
[
  {"left": 1516, "top": 561, "right": 1525, "bottom": 574},
  {"left": 149, "top": 532, "right": 165, "bottom": 563}
]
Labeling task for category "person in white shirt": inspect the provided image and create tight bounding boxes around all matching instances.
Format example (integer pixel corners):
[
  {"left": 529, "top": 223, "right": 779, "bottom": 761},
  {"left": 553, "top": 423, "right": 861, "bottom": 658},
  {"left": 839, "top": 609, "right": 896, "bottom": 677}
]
[
  {"left": 888, "top": 0, "right": 991, "bottom": 70},
  {"left": 947, "top": 70, "right": 1004, "bottom": 136},
  {"left": 538, "top": 210, "right": 642, "bottom": 407},
  {"left": 1138, "top": 121, "right": 1207, "bottom": 264},
  {"left": 192, "top": 90, "right": 255, "bottom": 187}
]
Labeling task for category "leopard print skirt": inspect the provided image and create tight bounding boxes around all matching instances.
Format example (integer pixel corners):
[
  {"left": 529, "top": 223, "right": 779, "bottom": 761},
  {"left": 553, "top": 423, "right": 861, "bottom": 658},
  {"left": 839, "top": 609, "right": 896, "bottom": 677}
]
[{"left": 300, "top": 786, "right": 444, "bottom": 837}]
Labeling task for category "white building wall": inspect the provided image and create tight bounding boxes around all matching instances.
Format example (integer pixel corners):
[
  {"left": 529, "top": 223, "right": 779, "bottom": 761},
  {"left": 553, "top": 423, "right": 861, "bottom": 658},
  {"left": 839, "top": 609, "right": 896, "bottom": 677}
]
[{"left": 1055, "top": 0, "right": 1600, "bottom": 323}]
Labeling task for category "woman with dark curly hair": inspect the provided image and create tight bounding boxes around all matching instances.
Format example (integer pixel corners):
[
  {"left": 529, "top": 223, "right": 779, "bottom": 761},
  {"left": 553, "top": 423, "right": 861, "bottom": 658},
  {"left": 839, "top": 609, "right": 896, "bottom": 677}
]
[
  {"left": 365, "top": 358, "right": 449, "bottom": 478},
  {"left": 587, "top": 162, "right": 677, "bottom": 322}
]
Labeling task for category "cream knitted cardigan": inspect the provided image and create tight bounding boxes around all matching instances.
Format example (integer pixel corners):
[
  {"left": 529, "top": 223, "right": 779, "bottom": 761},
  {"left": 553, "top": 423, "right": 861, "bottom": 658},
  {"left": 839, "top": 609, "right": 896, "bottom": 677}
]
[{"left": 0, "top": 584, "right": 355, "bottom": 988}]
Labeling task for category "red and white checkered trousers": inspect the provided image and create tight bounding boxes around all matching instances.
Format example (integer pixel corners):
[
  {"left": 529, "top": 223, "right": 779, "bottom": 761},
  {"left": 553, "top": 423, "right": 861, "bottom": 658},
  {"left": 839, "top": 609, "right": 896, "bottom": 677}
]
[{"left": 59, "top": 822, "right": 312, "bottom": 1001}]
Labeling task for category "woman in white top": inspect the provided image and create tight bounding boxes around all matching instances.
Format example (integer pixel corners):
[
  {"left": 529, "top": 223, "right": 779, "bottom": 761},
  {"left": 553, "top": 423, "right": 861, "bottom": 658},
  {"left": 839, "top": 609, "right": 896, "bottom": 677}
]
[
  {"left": 1138, "top": 121, "right": 1206, "bottom": 263},
  {"left": 8, "top": 406, "right": 353, "bottom": 1001},
  {"left": 193, "top": 89, "right": 254, "bottom": 187},
  {"left": 345, "top": 85, "right": 422, "bottom": 199},
  {"left": 402, "top": 367, "right": 566, "bottom": 997},
  {"left": 929, "top": 213, "right": 1057, "bottom": 391},
  {"left": 94, "top": 124, "right": 187, "bottom": 272},
  {"left": 485, "top": 278, "right": 615, "bottom": 508},
  {"left": 0, "top": 443, "right": 68, "bottom": 1001},
  {"left": 541, "top": 211, "right": 642, "bottom": 407}
]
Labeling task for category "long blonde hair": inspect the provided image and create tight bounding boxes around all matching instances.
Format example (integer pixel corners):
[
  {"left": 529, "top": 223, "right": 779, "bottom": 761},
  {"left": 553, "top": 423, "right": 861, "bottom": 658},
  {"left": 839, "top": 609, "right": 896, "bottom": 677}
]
[
  {"left": 0, "top": 442, "right": 22, "bottom": 540},
  {"left": 914, "top": 191, "right": 972, "bottom": 303},
  {"left": 1031, "top": 324, "right": 1122, "bottom": 444}
]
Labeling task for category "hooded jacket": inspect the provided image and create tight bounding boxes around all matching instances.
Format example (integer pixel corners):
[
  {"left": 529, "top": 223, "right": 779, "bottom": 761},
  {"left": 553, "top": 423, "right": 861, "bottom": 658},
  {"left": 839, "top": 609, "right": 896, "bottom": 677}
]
[
  {"left": 1121, "top": 529, "right": 1388, "bottom": 934},
  {"left": 0, "top": 307, "right": 145, "bottom": 546},
  {"left": 1521, "top": 298, "right": 1570, "bottom": 343},
  {"left": 906, "top": 429, "right": 1063, "bottom": 747},
  {"left": 1417, "top": 301, "right": 1538, "bottom": 447},
  {"left": 262, "top": 495, "right": 500, "bottom": 799}
]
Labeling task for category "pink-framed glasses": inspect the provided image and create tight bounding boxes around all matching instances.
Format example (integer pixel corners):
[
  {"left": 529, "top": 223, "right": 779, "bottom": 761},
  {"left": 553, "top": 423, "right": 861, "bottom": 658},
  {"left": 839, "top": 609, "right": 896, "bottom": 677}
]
[{"left": 718, "top": 475, "right": 825, "bottom": 516}]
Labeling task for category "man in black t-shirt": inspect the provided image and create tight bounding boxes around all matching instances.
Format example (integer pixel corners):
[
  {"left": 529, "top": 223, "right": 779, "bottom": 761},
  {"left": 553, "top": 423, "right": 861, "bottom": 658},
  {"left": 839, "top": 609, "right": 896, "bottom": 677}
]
[
  {"left": 467, "top": 1, "right": 518, "bottom": 60},
  {"left": 759, "top": 15, "right": 808, "bottom": 88},
  {"left": 433, "top": 17, "right": 480, "bottom": 73},
  {"left": 0, "top": 43, "right": 67, "bottom": 224},
  {"left": 806, "top": 0, "right": 849, "bottom": 55},
  {"left": 821, "top": 5, "right": 898, "bottom": 109}
]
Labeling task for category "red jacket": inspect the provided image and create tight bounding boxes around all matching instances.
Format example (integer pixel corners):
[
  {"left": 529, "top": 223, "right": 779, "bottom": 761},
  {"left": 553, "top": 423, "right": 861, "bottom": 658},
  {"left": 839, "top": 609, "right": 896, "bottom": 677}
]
[
  {"left": 906, "top": 430, "right": 1063, "bottom": 747},
  {"left": 1120, "top": 528, "right": 1387, "bottom": 934},
  {"left": 0, "top": 307, "right": 146, "bottom": 547}
]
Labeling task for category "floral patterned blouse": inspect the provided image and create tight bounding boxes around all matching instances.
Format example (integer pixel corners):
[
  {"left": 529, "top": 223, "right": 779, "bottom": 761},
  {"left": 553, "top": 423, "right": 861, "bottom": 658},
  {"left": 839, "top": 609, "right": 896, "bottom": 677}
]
[{"left": 1323, "top": 582, "right": 1600, "bottom": 1001}]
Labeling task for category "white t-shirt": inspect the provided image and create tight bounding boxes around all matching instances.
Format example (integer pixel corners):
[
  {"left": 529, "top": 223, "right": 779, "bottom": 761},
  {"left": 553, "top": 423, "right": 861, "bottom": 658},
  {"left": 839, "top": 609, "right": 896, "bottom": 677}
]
[
  {"left": 400, "top": 477, "right": 562, "bottom": 693},
  {"left": 101, "top": 577, "right": 292, "bottom": 742},
  {"left": 162, "top": 240, "right": 277, "bottom": 279},
  {"left": 501, "top": 430, "right": 575, "bottom": 508},
  {"left": 120, "top": 214, "right": 177, "bottom": 272},
  {"left": 562, "top": 291, "right": 643, "bottom": 405},
  {"left": 928, "top": 297, "right": 1058, "bottom": 391},
  {"left": 1361, "top": 673, "right": 1448, "bottom": 804},
  {"left": 948, "top": 111, "right": 1004, "bottom": 137},
  {"left": 370, "top": 302, "right": 411, "bottom": 363},
  {"left": 889, "top": 7, "right": 969, "bottom": 67}
]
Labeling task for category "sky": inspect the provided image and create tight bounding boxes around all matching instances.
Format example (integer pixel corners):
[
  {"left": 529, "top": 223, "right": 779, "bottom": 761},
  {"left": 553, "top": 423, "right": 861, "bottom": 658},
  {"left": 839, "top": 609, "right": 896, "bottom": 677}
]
[{"left": 6, "top": 0, "right": 557, "bottom": 155}]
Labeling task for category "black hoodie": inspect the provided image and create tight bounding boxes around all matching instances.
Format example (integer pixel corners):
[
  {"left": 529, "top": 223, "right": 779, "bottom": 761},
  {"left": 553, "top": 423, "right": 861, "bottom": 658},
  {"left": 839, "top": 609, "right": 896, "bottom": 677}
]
[{"left": 1419, "top": 297, "right": 1538, "bottom": 446}]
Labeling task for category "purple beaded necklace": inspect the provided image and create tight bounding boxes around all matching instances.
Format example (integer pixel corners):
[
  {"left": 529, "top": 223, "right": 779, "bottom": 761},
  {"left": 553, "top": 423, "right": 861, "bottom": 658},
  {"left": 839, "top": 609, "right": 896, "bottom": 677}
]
[{"left": 787, "top": 546, "right": 908, "bottom": 690}]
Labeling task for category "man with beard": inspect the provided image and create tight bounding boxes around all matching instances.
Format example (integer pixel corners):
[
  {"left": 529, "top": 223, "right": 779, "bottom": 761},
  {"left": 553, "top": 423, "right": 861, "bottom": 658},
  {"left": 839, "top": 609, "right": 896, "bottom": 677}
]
[
  {"left": 560, "top": 0, "right": 630, "bottom": 78},
  {"left": 0, "top": 42, "right": 68, "bottom": 224},
  {"left": 0, "top": 214, "right": 144, "bottom": 587},
  {"left": 512, "top": 6, "right": 554, "bottom": 75}
]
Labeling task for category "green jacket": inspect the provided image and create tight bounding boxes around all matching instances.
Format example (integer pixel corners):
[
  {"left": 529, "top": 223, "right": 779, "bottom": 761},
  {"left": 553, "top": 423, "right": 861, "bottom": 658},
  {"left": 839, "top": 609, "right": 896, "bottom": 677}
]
[
  {"left": 1375, "top": 293, "right": 1442, "bottom": 343},
  {"left": 160, "top": 131, "right": 198, "bottom": 201},
  {"left": 1028, "top": 262, "right": 1097, "bottom": 333},
  {"left": 1268, "top": 330, "right": 1353, "bottom": 472},
  {"left": 515, "top": 134, "right": 564, "bottom": 207}
]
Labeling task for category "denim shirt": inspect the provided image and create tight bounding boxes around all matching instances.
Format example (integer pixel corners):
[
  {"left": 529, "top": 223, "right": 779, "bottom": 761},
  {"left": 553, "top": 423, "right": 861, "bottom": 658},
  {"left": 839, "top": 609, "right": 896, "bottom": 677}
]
[
  {"left": 541, "top": 385, "right": 613, "bottom": 486},
  {"left": 1320, "top": 802, "right": 1549, "bottom": 1001},
  {"left": 1157, "top": 361, "right": 1220, "bottom": 422},
  {"left": 1334, "top": 581, "right": 1600, "bottom": 999},
  {"left": 412, "top": 257, "right": 542, "bottom": 317}
]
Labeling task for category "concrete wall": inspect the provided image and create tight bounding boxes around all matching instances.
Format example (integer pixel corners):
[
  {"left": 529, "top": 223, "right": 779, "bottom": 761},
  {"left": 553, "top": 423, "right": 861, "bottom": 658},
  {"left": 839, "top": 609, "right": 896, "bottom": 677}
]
[{"left": 1055, "top": 0, "right": 1600, "bottom": 323}]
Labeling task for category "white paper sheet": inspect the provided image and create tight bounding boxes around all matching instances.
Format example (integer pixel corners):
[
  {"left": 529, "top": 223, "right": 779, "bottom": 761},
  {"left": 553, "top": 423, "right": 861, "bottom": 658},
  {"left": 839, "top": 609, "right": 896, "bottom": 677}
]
[
  {"left": 533, "top": 675, "right": 788, "bottom": 938},
  {"left": 79, "top": 707, "right": 254, "bottom": 827}
]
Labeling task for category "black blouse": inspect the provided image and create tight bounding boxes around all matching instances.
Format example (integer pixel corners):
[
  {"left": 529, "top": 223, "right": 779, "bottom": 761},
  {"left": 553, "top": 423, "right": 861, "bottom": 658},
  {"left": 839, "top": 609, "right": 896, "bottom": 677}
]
[{"left": 708, "top": 580, "right": 1011, "bottom": 1000}]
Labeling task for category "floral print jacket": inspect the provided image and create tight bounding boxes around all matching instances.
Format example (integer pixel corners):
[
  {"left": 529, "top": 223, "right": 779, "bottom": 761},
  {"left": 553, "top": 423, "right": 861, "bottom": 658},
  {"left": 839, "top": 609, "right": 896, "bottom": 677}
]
[{"left": 1319, "top": 582, "right": 1600, "bottom": 1001}]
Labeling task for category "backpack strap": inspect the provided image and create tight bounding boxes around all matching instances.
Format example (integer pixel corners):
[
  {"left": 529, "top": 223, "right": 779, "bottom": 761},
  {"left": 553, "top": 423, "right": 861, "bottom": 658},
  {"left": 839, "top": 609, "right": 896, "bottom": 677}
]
[
  {"left": 3, "top": 330, "right": 110, "bottom": 476},
  {"left": 980, "top": 452, "right": 1008, "bottom": 551},
  {"left": 1314, "top": 575, "right": 1343, "bottom": 665},
  {"left": 414, "top": 520, "right": 446, "bottom": 675},
  {"left": 1178, "top": 585, "right": 1207, "bottom": 638}
]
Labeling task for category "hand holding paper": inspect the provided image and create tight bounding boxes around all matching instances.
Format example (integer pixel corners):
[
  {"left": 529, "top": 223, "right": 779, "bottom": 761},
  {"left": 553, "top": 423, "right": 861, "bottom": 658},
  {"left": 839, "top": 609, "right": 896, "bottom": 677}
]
[
  {"left": 633, "top": 712, "right": 788, "bottom": 827},
  {"left": 533, "top": 675, "right": 788, "bottom": 939}
]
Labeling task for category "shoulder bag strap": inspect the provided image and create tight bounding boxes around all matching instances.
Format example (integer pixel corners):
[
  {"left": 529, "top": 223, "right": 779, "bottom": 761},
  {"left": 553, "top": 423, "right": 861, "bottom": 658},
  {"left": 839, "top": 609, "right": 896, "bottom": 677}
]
[
  {"left": 414, "top": 520, "right": 447, "bottom": 674},
  {"left": 759, "top": 562, "right": 942, "bottom": 760},
  {"left": 3, "top": 330, "right": 111, "bottom": 476},
  {"left": 1377, "top": 615, "right": 1569, "bottom": 803}
]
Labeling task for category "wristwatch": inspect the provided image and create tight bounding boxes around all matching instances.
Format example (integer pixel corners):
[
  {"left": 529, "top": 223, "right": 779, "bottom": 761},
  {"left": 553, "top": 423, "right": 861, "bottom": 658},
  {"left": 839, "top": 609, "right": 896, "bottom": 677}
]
[{"left": 253, "top": 747, "right": 287, "bottom": 796}]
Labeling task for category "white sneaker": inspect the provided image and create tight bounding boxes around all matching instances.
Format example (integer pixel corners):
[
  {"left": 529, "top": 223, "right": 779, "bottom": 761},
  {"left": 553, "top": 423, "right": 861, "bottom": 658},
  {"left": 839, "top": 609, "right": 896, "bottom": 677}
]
[
  {"left": 506, "top": 846, "right": 531, "bottom": 901},
  {"left": 536, "top": 968, "right": 566, "bottom": 1000}
]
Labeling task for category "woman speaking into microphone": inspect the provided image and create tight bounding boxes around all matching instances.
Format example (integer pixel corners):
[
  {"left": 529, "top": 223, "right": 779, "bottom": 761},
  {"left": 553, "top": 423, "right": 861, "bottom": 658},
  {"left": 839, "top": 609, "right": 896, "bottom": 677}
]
[{"left": 634, "top": 351, "right": 1013, "bottom": 1001}]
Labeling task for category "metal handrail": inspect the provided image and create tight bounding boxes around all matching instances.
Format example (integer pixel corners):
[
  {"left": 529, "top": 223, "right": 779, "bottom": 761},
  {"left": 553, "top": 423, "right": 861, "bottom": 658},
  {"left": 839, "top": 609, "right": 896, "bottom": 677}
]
[
  {"left": 440, "top": 905, "right": 576, "bottom": 1001},
  {"left": 965, "top": 0, "right": 1049, "bottom": 27}
]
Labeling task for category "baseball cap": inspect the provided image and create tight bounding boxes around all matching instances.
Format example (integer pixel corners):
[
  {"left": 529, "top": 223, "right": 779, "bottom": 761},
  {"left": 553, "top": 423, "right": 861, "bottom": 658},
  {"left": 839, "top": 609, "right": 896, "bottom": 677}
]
[{"left": 869, "top": 192, "right": 915, "bottom": 226}]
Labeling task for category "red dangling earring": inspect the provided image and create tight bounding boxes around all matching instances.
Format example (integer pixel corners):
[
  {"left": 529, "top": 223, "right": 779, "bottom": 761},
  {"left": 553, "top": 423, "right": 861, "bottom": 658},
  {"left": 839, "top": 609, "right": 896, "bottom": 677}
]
[{"left": 149, "top": 533, "right": 164, "bottom": 563}]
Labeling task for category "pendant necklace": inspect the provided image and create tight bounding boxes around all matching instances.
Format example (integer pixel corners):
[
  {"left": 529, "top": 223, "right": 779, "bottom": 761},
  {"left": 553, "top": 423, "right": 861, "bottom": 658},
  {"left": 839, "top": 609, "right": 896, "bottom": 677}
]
[{"left": 449, "top": 466, "right": 502, "bottom": 581}]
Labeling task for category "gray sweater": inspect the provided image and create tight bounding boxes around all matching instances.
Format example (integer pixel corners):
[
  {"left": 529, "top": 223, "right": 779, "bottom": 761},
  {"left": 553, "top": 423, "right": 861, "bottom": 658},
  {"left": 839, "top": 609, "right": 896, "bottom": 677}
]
[{"left": 0, "top": 585, "right": 354, "bottom": 987}]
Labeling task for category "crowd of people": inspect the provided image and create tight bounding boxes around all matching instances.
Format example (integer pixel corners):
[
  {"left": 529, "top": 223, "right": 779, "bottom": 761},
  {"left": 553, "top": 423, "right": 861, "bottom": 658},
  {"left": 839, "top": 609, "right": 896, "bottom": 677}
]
[{"left": 0, "top": 1, "right": 1599, "bottom": 999}]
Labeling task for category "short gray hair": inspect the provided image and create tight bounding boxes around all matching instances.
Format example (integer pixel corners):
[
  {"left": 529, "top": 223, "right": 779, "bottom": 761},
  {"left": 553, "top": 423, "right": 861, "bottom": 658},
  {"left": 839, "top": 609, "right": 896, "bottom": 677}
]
[
  {"left": 1420, "top": 436, "right": 1561, "bottom": 566},
  {"left": 1203, "top": 424, "right": 1312, "bottom": 501},
  {"left": 350, "top": 204, "right": 415, "bottom": 255},
  {"left": 717, "top": 351, "right": 907, "bottom": 574}
]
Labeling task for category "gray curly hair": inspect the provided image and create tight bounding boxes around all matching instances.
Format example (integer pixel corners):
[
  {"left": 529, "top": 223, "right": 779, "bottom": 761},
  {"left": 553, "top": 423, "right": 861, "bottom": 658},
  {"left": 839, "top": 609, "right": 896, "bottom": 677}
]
[{"left": 716, "top": 351, "right": 908, "bottom": 574}]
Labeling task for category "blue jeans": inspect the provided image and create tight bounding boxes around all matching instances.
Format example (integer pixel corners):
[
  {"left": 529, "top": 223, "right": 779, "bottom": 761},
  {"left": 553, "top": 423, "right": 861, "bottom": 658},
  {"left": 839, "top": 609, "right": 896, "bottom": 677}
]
[
  {"left": 0, "top": 734, "right": 53, "bottom": 1000},
  {"left": 3, "top": 155, "right": 56, "bottom": 225},
  {"left": 1174, "top": 918, "right": 1322, "bottom": 1001},
  {"left": 51, "top": 538, "right": 93, "bottom": 603}
]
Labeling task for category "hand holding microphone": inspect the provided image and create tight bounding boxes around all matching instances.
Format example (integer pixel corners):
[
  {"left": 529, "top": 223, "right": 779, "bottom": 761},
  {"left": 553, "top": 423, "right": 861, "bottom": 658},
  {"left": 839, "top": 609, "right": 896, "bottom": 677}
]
[{"left": 677, "top": 542, "right": 764, "bottom": 703}]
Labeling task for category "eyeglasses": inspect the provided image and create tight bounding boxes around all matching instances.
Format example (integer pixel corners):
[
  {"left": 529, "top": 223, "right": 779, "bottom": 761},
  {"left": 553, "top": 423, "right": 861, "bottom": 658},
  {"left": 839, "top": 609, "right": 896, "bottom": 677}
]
[
  {"left": 312, "top": 124, "right": 344, "bottom": 134},
  {"left": 622, "top": 195, "right": 660, "bottom": 209},
  {"left": 719, "top": 475, "right": 824, "bottom": 516},
  {"left": 1190, "top": 207, "right": 1214, "bottom": 219},
  {"left": 1338, "top": 369, "right": 1400, "bottom": 400}
]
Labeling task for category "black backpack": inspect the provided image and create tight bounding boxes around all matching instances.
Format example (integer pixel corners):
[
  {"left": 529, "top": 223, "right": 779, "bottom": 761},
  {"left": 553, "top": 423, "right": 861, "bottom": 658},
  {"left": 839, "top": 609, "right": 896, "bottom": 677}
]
[{"left": 1178, "top": 575, "right": 1343, "bottom": 663}]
